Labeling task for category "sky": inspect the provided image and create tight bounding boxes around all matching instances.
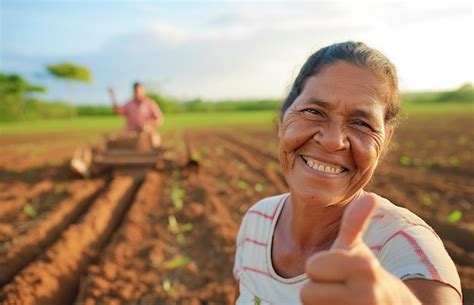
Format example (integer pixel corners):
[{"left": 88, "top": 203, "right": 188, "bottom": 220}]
[{"left": 1, "top": 0, "right": 473, "bottom": 104}]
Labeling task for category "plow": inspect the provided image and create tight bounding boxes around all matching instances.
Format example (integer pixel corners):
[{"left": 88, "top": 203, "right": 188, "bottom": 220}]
[{"left": 70, "top": 132, "right": 198, "bottom": 179}]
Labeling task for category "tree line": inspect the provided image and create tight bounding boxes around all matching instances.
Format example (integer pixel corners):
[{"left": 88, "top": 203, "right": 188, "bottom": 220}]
[{"left": 1, "top": 62, "right": 472, "bottom": 122}]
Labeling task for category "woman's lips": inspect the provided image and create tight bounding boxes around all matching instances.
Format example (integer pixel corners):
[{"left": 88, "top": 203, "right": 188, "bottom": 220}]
[{"left": 300, "top": 155, "right": 348, "bottom": 174}]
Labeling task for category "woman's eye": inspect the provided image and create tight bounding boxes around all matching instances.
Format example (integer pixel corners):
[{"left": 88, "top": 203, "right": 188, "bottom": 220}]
[
  {"left": 353, "top": 120, "right": 372, "bottom": 130},
  {"left": 303, "top": 109, "right": 323, "bottom": 117}
]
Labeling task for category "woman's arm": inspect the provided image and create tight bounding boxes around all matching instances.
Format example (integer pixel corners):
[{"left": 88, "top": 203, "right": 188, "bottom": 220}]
[
  {"left": 405, "top": 279, "right": 462, "bottom": 305},
  {"left": 301, "top": 195, "right": 462, "bottom": 305},
  {"left": 107, "top": 86, "right": 124, "bottom": 115}
]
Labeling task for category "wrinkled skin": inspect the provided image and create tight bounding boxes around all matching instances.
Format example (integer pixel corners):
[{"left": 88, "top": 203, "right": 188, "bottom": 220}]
[
  {"left": 278, "top": 61, "right": 392, "bottom": 206},
  {"left": 275, "top": 61, "right": 461, "bottom": 305}
]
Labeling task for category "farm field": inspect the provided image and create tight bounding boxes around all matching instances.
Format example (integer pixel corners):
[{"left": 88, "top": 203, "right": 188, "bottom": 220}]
[{"left": 0, "top": 108, "right": 473, "bottom": 304}]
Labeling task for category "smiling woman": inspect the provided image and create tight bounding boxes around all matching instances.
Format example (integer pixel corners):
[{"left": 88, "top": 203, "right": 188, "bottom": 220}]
[{"left": 233, "top": 42, "right": 462, "bottom": 305}]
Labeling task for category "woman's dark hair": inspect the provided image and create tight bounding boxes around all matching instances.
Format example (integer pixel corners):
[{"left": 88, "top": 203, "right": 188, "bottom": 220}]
[
  {"left": 133, "top": 82, "right": 142, "bottom": 89},
  {"left": 281, "top": 41, "right": 400, "bottom": 126}
]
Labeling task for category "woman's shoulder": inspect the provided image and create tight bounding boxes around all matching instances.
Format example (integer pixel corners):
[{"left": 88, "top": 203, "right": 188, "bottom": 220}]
[
  {"left": 247, "top": 193, "right": 288, "bottom": 213},
  {"left": 245, "top": 193, "right": 288, "bottom": 220},
  {"left": 238, "top": 193, "right": 288, "bottom": 230},
  {"left": 363, "top": 193, "right": 439, "bottom": 244},
  {"left": 364, "top": 193, "right": 462, "bottom": 296},
  {"left": 368, "top": 193, "right": 436, "bottom": 233}
]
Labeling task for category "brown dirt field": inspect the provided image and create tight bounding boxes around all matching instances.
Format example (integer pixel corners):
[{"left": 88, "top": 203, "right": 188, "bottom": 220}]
[{"left": 0, "top": 114, "right": 473, "bottom": 304}]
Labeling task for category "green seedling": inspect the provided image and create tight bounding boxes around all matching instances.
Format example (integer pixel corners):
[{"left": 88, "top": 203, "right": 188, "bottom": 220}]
[
  {"left": 162, "top": 279, "right": 177, "bottom": 297},
  {"left": 215, "top": 146, "right": 224, "bottom": 154},
  {"left": 447, "top": 210, "right": 462, "bottom": 223},
  {"left": 177, "top": 233, "right": 186, "bottom": 244},
  {"left": 422, "top": 194, "right": 432, "bottom": 206},
  {"left": 168, "top": 215, "right": 179, "bottom": 234},
  {"left": 168, "top": 215, "right": 193, "bottom": 235},
  {"left": 399, "top": 155, "right": 411, "bottom": 166},
  {"left": 191, "top": 152, "right": 201, "bottom": 160},
  {"left": 238, "top": 180, "right": 249, "bottom": 190},
  {"left": 171, "top": 183, "right": 185, "bottom": 210},
  {"left": 253, "top": 296, "right": 262, "bottom": 305},
  {"left": 23, "top": 204, "right": 37, "bottom": 218},
  {"left": 163, "top": 256, "right": 192, "bottom": 270},
  {"left": 456, "top": 136, "right": 468, "bottom": 145},
  {"left": 181, "top": 223, "right": 193, "bottom": 233},
  {"left": 448, "top": 156, "right": 460, "bottom": 167},
  {"left": 163, "top": 279, "right": 172, "bottom": 292}
]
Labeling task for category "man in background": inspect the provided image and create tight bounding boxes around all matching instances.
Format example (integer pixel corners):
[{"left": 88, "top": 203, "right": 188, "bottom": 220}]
[
  {"left": 108, "top": 82, "right": 164, "bottom": 146},
  {"left": 70, "top": 82, "right": 164, "bottom": 177}
]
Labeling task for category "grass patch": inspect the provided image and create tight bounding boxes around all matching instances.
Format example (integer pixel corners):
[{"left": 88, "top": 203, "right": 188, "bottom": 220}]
[
  {"left": 0, "top": 111, "right": 279, "bottom": 136},
  {"left": 0, "top": 102, "right": 472, "bottom": 137}
]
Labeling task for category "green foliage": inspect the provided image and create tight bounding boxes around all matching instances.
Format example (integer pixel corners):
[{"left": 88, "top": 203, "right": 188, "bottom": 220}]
[
  {"left": 0, "top": 73, "right": 46, "bottom": 95},
  {"left": 422, "top": 194, "right": 432, "bottom": 206},
  {"left": 253, "top": 296, "right": 262, "bottom": 305},
  {"left": 399, "top": 155, "right": 412, "bottom": 166},
  {"left": 402, "top": 83, "right": 473, "bottom": 104},
  {"left": 24, "top": 99, "right": 76, "bottom": 119},
  {"left": 171, "top": 182, "right": 186, "bottom": 210},
  {"left": 238, "top": 180, "right": 249, "bottom": 189},
  {"left": 447, "top": 210, "right": 462, "bottom": 223},
  {"left": 162, "top": 256, "right": 192, "bottom": 270},
  {"left": 148, "top": 92, "right": 185, "bottom": 113},
  {"left": 0, "top": 73, "right": 47, "bottom": 121},
  {"left": 22, "top": 204, "right": 37, "bottom": 218},
  {"left": 181, "top": 98, "right": 281, "bottom": 112},
  {"left": 47, "top": 62, "right": 92, "bottom": 83},
  {"left": 76, "top": 105, "right": 114, "bottom": 116}
]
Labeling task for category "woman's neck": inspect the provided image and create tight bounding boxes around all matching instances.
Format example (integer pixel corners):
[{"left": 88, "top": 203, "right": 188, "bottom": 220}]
[{"left": 284, "top": 190, "right": 364, "bottom": 253}]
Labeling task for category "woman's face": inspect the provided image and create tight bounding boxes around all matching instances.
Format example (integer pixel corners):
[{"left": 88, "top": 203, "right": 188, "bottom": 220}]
[{"left": 278, "top": 61, "right": 393, "bottom": 205}]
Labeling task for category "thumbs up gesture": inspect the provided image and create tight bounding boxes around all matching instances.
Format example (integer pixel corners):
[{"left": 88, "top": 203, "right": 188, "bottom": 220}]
[{"left": 300, "top": 194, "right": 421, "bottom": 305}]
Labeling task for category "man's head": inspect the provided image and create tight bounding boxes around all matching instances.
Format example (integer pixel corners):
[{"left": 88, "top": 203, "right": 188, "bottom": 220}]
[{"left": 133, "top": 82, "right": 146, "bottom": 100}]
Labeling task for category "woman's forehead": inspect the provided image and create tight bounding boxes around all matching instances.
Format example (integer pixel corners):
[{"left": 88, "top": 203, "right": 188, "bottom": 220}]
[{"left": 297, "top": 62, "right": 386, "bottom": 111}]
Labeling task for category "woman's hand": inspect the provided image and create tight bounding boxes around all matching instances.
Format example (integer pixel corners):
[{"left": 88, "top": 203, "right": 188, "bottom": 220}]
[{"left": 300, "top": 195, "right": 421, "bottom": 305}]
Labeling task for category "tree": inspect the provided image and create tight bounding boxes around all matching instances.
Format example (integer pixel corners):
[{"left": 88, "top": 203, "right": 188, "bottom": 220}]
[
  {"left": 47, "top": 62, "right": 92, "bottom": 83},
  {"left": 47, "top": 62, "right": 92, "bottom": 115},
  {"left": 0, "top": 73, "right": 46, "bottom": 121}
]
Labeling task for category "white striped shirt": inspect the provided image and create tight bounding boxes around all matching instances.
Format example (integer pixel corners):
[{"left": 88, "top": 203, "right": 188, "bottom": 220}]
[{"left": 233, "top": 193, "right": 462, "bottom": 305}]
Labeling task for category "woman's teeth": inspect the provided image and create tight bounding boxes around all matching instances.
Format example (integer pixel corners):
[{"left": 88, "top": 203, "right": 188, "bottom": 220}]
[{"left": 302, "top": 156, "right": 345, "bottom": 174}]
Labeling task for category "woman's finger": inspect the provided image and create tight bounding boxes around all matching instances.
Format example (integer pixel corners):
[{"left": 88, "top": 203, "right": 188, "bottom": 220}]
[
  {"left": 300, "top": 281, "right": 347, "bottom": 305},
  {"left": 331, "top": 194, "right": 378, "bottom": 250},
  {"left": 305, "top": 249, "right": 378, "bottom": 282}
]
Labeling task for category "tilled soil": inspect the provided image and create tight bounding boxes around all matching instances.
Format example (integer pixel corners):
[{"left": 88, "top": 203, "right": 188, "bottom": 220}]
[{"left": 0, "top": 117, "right": 472, "bottom": 304}]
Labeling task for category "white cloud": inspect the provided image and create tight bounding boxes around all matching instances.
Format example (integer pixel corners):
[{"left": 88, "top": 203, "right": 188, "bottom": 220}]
[{"left": 3, "top": 1, "right": 472, "bottom": 103}]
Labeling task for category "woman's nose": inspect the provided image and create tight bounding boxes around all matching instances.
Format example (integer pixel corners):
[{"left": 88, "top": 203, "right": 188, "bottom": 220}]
[{"left": 313, "top": 125, "right": 349, "bottom": 152}]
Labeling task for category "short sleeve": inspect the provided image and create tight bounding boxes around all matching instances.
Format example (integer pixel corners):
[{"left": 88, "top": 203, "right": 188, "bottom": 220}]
[
  {"left": 377, "top": 225, "right": 462, "bottom": 297},
  {"left": 147, "top": 99, "right": 163, "bottom": 121},
  {"left": 233, "top": 215, "right": 248, "bottom": 281}
]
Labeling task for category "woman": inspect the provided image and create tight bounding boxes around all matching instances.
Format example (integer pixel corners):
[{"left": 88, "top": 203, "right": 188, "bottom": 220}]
[{"left": 233, "top": 42, "right": 462, "bottom": 305}]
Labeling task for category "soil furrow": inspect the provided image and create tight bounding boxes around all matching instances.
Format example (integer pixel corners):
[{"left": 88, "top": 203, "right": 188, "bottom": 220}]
[
  {"left": 0, "top": 179, "right": 105, "bottom": 286},
  {"left": 0, "top": 176, "right": 139, "bottom": 305}
]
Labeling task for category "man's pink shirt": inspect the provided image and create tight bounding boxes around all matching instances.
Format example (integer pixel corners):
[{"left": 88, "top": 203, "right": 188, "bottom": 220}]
[{"left": 116, "top": 98, "right": 163, "bottom": 132}]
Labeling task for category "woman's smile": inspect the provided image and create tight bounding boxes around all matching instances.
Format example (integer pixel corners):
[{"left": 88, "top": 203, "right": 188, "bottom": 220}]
[
  {"left": 278, "top": 61, "right": 390, "bottom": 204},
  {"left": 300, "top": 155, "right": 348, "bottom": 176}
]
